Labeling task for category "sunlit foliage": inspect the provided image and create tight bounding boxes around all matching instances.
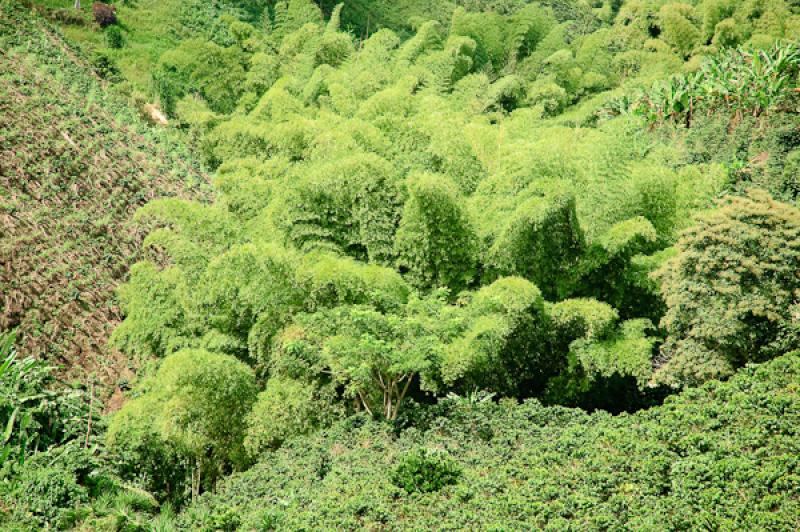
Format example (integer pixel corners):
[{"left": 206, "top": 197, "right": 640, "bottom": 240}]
[
  {"left": 95, "top": 0, "right": 800, "bottom": 511},
  {"left": 655, "top": 190, "right": 800, "bottom": 387}
]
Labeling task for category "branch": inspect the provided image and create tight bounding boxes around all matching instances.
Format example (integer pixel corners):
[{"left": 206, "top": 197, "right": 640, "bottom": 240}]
[
  {"left": 357, "top": 390, "right": 373, "bottom": 417},
  {"left": 391, "top": 374, "right": 415, "bottom": 421}
]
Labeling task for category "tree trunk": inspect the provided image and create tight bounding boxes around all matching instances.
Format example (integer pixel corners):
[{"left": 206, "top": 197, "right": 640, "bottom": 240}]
[
  {"left": 392, "top": 376, "right": 413, "bottom": 421},
  {"left": 191, "top": 460, "right": 201, "bottom": 503},
  {"left": 357, "top": 390, "right": 373, "bottom": 417},
  {"left": 74, "top": 0, "right": 81, "bottom": 9}
]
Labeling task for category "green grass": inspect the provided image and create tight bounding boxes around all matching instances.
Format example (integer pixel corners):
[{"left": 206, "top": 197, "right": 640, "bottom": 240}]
[{"left": 31, "top": 0, "right": 184, "bottom": 93}]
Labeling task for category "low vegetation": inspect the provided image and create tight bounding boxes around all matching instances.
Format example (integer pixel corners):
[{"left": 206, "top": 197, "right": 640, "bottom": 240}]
[{"left": 184, "top": 352, "right": 800, "bottom": 530}]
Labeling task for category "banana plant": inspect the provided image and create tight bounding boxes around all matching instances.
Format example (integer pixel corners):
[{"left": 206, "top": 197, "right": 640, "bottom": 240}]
[
  {"left": 0, "top": 330, "right": 39, "bottom": 467},
  {"left": 605, "top": 41, "right": 800, "bottom": 125}
]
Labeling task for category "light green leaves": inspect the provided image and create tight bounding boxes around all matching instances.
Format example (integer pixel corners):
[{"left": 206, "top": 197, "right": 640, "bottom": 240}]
[{"left": 395, "top": 173, "right": 478, "bottom": 294}]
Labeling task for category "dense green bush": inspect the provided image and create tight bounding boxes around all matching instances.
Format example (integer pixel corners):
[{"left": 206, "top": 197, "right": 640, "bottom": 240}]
[
  {"left": 442, "top": 277, "right": 559, "bottom": 397},
  {"left": 105, "top": 24, "right": 124, "bottom": 49},
  {"left": 394, "top": 173, "right": 479, "bottom": 293},
  {"left": 655, "top": 190, "right": 800, "bottom": 387},
  {"left": 108, "top": 350, "right": 257, "bottom": 500},
  {"left": 90, "top": 49, "right": 121, "bottom": 80},
  {"left": 154, "top": 38, "right": 248, "bottom": 115},
  {"left": 184, "top": 353, "right": 800, "bottom": 529},
  {"left": 0, "top": 332, "right": 113, "bottom": 529},
  {"left": 245, "top": 377, "right": 341, "bottom": 456},
  {"left": 0, "top": 332, "right": 91, "bottom": 469},
  {"left": 391, "top": 448, "right": 461, "bottom": 494}
]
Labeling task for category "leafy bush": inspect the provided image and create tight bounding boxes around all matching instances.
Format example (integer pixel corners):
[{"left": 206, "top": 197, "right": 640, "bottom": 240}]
[
  {"left": 90, "top": 49, "right": 121, "bottom": 80},
  {"left": 108, "top": 350, "right": 257, "bottom": 500},
  {"left": 245, "top": 378, "right": 340, "bottom": 456},
  {"left": 655, "top": 190, "right": 800, "bottom": 387},
  {"left": 48, "top": 8, "right": 91, "bottom": 26},
  {"left": 183, "top": 353, "right": 800, "bottom": 529},
  {"left": 394, "top": 173, "right": 478, "bottom": 294},
  {"left": 154, "top": 39, "right": 248, "bottom": 115},
  {"left": 105, "top": 25, "right": 124, "bottom": 49},
  {"left": 0, "top": 332, "right": 91, "bottom": 469},
  {"left": 15, "top": 464, "right": 89, "bottom": 525},
  {"left": 442, "top": 277, "right": 559, "bottom": 397},
  {"left": 0, "top": 333, "right": 99, "bottom": 528},
  {"left": 391, "top": 448, "right": 461, "bottom": 494}
]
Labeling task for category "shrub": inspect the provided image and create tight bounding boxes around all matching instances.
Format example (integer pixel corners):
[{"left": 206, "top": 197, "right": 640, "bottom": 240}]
[
  {"left": 315, "top": 31, "right": 355, "bottom": 66},
  {"left": 245, "top": 378, "right": 339, "bottom": 456},
  {"left": 394, "top": 173, "right": 478, "bottom": 294},
  {"left": 108, "top": 350, "right": 258, "bottom": 499},
  {"left": 182, "top": 353, "right": 800, "bottom": 529},
  {"left": 92, "top": 2, "right": 117, "bottom": 28},
  {"left": 442, "top": 277, "right": 558, "bottom": 398},
  {"left": 106, "top": 402, "right": 190, "bottom": 503},
  {"left": 392, "top": 449, "right": 461, "bottom": 494},
  {"left": 485, "top": 193, "right": 584, "bottom": 299},
  {"left": 0, "top": 332, "right": 92, "bottom": 468},
  {"left": 105, "top": 25, "right": 124, "bottom": 49},
  {"left": 90, "top": 50, "right": 121, "bottom": 80},
  {"left": 16, "top": 464, "right": 88, "bottom": 525},
  {"left": 154, "top": 39, "right": 248, "bottom": 115},
  {"left": 526, "top": 78, "right": 568, "bottom": 115},
  {"left": 658, "top": 4, "right": 700, "bottom": 57},
  {"left": 203, "top": 504, "right": 241, "bottom": 532}
]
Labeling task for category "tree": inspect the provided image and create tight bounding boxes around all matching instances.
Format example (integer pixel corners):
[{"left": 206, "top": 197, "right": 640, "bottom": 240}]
[
  {"left": 154, "top": 39, "right": 248, "bottom": 116},
  {"left": 659, "top": 4, "right": 701, "bottom": 58},
  {"left": 442, "top": 277, "right": 557, "bottom": 397},
  {"left": 108, "top": 349, "right": 257, "bottom": 501},
  {"left": 283, "top": 305, "right": 442, "bottom": 420},
  {"left": 485, "top": 192, "right": 584, "bottom": 300},
  {"left": 655, "top": 190, "right": 800, "bottom": 387},
  {"left": 244, "top": 377, "right": 340, "bottom": 456},
  {"left": 276, "top": 153, "right": 403, "bottom": 263},
  {"left": 572, "top": 216, "right": 662, "bottom": 320}
]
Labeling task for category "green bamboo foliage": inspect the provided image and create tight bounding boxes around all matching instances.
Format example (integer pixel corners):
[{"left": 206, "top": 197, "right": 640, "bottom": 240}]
[
  {"left": 394, "top": 173, "right": 479, "bottom": 294},
  {"left": 8, "top": 0, "right": 800, "bottom": 527}
]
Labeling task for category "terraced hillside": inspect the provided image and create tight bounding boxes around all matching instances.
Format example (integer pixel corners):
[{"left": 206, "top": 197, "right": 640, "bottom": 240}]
[{"left": 0, "top": 2, "right": 206, "bottom": 384}]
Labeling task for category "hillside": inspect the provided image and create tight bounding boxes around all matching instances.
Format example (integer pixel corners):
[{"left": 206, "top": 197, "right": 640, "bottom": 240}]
[
  {"left": 0, "top": 1, "right": 206, "bottom": 383},
  {"left": 1, "top": 0, "right": 799, "bottom": 529},
  {"left": 27, "top": 0, "right": 268, "bottom": 97}
]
